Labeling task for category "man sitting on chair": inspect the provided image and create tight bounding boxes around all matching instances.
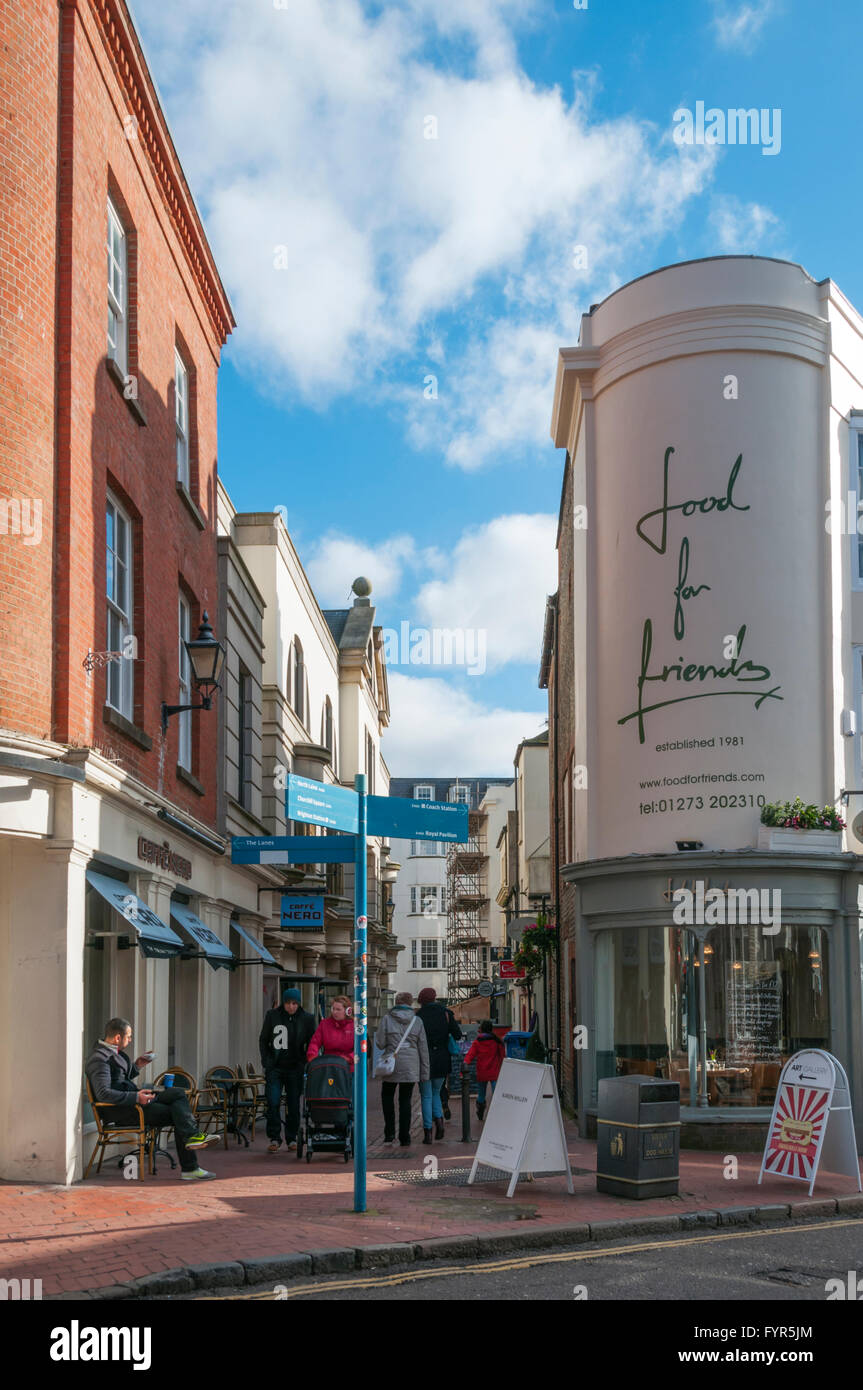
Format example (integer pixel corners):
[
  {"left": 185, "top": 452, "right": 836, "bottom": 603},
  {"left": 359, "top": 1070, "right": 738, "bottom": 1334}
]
[{"left": 85, "top": 1018, "right": 220, "bottom": 1181}]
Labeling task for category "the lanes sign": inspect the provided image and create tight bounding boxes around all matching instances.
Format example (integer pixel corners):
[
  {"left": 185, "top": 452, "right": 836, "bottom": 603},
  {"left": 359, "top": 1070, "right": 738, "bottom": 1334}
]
[{"left": 232, "top": 835, "right": 354, "bottom": 864}]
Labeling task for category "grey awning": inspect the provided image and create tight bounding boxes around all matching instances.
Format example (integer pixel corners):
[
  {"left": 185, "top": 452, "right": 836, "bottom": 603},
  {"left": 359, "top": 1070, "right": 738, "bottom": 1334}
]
[
  {"left": 230, "top": 920, "right": 277, "bottom": 966},
  {"left": 86, "top": 870, "right": 184, "bottom": 958},
  {"left": 170, "top": 904, "right": 235, "bottom": 971}
]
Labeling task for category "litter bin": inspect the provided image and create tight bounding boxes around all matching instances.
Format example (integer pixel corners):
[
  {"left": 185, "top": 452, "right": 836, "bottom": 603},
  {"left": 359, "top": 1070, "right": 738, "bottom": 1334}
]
[
  {"left": 504, "top": 1030, "right": 532, "bottom": 1060},
  {"left": 596, "top": 1075, "right": 680, "bottom": 1198}
]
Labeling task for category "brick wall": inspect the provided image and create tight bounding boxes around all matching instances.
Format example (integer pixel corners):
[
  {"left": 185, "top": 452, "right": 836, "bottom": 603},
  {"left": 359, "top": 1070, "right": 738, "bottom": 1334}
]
[
  {"left": 0, "top": 0, "right": 59, "bottom": 738},
  {"left": 1, "top": 0, "right": 233, "bottom": 830}
]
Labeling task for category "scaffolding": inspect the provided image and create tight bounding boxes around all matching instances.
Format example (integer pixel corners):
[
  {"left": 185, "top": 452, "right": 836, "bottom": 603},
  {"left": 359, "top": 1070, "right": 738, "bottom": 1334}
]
[{"left": 446, "top": 809, "right": 489, "bottom": 1002}]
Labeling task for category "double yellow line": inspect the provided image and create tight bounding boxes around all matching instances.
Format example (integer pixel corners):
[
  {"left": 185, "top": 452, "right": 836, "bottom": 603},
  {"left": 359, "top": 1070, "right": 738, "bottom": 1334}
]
[{"left": 204, "top": 1217, "right": 859, "bottom": 1299}]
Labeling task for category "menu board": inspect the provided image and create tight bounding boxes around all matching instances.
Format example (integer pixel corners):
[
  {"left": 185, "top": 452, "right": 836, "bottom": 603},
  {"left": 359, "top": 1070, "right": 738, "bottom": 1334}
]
[{"left": 725, "top": 961, "right": 782, "bottom": 1065}]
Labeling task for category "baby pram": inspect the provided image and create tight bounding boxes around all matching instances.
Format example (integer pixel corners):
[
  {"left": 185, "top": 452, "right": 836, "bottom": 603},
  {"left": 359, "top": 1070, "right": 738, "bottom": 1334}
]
[{"left": 297, "top": 1053, "right": 353, "bottom": 1162}]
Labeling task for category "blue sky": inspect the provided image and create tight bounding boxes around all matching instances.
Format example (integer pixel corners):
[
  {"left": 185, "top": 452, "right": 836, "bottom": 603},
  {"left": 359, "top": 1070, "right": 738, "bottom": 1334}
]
[{"left": 133, "top": 0, "right": 861, "bottom": 774}]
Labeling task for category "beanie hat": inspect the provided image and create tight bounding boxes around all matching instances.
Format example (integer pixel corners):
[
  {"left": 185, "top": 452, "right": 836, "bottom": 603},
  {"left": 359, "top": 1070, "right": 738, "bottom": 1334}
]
[
  {"left": 282, "top": 987, "right": 301, "bottom": 1003},
  {"left": 417, "top": 987, "right": 437, "bottom": 1004}
]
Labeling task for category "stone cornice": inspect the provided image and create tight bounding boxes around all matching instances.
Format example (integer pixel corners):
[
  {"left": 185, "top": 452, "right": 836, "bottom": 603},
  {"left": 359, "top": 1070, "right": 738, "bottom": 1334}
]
[{"left": 85, "top": 0, "right": 235, "bottom": 345}]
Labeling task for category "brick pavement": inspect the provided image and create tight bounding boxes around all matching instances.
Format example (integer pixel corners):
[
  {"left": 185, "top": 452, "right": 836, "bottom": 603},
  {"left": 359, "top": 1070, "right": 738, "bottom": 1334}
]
[{"left": 2, "top": 1113, "right": 861, "bottom": 1295}]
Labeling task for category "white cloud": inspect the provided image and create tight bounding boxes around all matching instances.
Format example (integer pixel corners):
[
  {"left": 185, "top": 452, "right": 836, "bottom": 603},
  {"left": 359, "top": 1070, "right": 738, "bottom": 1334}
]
[
  {"left": 414, "top": 514, "right": 557, "bottom": 668},
  {"left": 709, "top": 196, "right": 785, "bottom": 255},
  {"left": 135, "top": 0, "right": 716, "bottom": 462},
  {"left": 383, "top": 672, "right": 546, "bottom": 775},
  {"left": 303, "top": 532, "right": 442, "bottom": 607},
  {"left": 710, "top": 1, "right": 776, "bottom": 53}
]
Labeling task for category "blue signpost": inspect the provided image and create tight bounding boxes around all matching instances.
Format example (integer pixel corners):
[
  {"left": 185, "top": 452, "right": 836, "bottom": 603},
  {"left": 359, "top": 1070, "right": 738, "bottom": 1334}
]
[
  {"left": 353, "top": 774, "right": 368, "bottom": 1212},
  {"left": 230, "top": 774, "right": 468, "bottom": 1213}
]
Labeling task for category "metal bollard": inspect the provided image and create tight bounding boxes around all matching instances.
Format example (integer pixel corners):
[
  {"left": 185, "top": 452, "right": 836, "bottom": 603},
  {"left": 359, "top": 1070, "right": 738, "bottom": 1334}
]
[{"left": 460, "top": 1066, "right": 471, "bottom": 1142}]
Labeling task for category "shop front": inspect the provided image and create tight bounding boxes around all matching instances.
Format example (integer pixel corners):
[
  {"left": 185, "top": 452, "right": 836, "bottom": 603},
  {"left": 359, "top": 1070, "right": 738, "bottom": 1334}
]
[
  {"left": 0, "top": 743, "right": 275, "bottom": 1183},
  {"left": 567, "top": 850, "right": 862, "bottom": 1148}
]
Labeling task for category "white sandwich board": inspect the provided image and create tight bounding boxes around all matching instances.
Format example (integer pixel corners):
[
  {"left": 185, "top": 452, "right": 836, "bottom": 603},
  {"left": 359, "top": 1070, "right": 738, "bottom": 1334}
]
[
  {"left": 757, "top": 1048, "right": 861, "bottom": 1197},
  {"left": 467, "top": 1059, "right": 573, "bottom": 1199}
]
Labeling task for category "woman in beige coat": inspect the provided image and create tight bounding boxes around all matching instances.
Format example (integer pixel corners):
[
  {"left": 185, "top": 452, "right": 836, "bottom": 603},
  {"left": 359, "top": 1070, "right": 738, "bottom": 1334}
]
[{"left": 375, "top": 992, "right": 430, "bottom": 1146}]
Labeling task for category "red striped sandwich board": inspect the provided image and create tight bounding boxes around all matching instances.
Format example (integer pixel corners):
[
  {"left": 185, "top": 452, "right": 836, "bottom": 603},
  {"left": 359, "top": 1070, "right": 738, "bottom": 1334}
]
[{"left": 758, "top": 1049, "right": 861, "bottom": 1197}]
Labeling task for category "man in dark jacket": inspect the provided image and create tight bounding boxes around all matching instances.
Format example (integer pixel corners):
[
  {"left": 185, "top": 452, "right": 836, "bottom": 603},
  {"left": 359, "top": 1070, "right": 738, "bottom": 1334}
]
[
  {"left": 416, "top": 987, "right": 461, "bottom": 1142},
  {"left": 84, "top": 1018, "right": 219, "bottom": 1179},
  {"left": 259, "top": 988, "right": 316, "bottom": 1152}
]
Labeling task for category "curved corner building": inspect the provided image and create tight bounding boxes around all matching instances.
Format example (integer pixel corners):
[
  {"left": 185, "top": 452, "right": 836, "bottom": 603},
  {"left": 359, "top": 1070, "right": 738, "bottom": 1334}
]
[{"left": 550, "top": 256, "right": 863, "bottom": 1148}]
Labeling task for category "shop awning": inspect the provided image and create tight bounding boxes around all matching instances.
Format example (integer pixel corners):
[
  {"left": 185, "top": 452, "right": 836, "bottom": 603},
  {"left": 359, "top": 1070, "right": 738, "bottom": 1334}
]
[
  {"left": 170, "top": 904, "right": 235, "bottom": 971},
  {"left": 230, "top": 920, "right": 277, "bottom": 966},
  {"left": 86, "top": 870, "right": 184, "bottom": 959}
]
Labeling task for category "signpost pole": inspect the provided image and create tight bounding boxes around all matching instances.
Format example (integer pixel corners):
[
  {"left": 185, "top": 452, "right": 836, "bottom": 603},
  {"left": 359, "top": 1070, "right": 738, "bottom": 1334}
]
[{"left": 353, "top": 773, "right": 368, "bottom": 1214}]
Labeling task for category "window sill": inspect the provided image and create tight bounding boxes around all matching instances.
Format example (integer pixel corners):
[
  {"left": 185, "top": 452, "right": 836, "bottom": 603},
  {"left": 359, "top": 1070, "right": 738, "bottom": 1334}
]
[
  {"left": 106, "top": 355, "right": 147, "bottom": 426},
  {"left": 177, "top": 764, "right": 205, "bottom": 796},
  {"left": 103, "top": 704, "right": 152, "bottom": 751},
  {"left": 176, "top": 480, "right": 206, "bottom": 530}
]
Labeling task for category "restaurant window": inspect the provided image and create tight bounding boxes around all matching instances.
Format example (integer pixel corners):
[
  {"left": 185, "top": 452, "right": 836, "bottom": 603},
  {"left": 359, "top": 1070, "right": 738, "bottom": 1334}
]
[{"left": 593, "top": 923, "right": 830, "bottom": 1110}]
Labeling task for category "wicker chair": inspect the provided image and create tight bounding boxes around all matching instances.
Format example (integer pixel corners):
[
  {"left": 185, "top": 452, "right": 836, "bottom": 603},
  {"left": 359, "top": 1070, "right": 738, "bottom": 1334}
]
[
  {"left": 204, "top": 1066, "right": 257, "bottom": 1145},
  {"left": 242, "top": 1062, "right": 269, "bottom": 1127},
  {"left": 84, "top": 1077, "right": 154, "bottom": 1181}
]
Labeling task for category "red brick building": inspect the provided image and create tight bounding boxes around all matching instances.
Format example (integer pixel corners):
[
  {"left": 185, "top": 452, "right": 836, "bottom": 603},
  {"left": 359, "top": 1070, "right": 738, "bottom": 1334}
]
[{"left": 0, "top": 0, "right": 278, "bottom": 1185}]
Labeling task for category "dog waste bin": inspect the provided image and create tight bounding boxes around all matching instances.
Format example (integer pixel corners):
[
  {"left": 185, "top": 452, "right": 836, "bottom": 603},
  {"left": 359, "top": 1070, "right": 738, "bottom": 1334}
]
[{"left": 596, "top": 1075, "right": 680, "bottom": 1198}]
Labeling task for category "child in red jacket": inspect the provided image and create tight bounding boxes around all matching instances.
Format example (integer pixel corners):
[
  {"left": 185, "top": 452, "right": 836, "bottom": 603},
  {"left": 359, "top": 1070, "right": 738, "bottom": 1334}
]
[{"left": 464, "top": 1021, "right": 505, "bottom": 1120}]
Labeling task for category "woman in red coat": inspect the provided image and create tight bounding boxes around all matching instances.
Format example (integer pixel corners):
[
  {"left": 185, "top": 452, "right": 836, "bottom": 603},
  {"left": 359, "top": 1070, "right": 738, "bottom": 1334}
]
[
  {"left": 307, "top": 995, "right": 354, "bottom": 1071},
  {"left": 463, "top": 1020, "right": 505, "bottom": 1121}
]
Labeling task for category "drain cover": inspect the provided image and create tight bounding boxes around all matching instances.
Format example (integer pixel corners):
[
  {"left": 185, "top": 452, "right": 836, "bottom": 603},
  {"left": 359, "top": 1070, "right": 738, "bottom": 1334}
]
[{"left": 373, "top": 1164, "right": 591, "bottom": 1187}]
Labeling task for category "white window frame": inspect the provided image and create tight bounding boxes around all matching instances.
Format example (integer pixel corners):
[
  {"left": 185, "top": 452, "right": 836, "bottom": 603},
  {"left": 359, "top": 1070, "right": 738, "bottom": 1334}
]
[
  {"left": 420, "top": 938, "right": 439, "bottom": 970},
  {"left": 850, "top": 426, "right": 863, "bottom": 591},
  {"left": 410, "top": 884, "right": 442, "bottom": 916},
  {"left": 106, "top": 493, "right": 133, "bottom": 719},
  {"left": 107, "top": 198, "right": 127, "bottom": 375},
  {"left": 178, "top": 594, "right": 192, "bottom": 771},
  {"left": 449, "top": 783, "right": 471, "bottom": 805},
  {"left": 854, "top": 645, "right": 863, "bottom": 792},
  {"left": 414, "top": 784, "right": 434, "bottom": 800},
  {"left": 175, "top": 349, "right": 189, "bottom": 488}
]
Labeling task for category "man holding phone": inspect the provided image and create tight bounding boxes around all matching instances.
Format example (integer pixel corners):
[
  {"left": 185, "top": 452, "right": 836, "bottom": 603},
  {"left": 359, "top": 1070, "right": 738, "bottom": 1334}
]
[{"left": 85, "top": 1018, "right": 220, "bottom": 1180}]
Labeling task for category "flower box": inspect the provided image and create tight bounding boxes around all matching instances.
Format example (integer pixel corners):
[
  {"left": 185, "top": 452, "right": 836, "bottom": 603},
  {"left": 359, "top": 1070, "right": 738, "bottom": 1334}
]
[{"left": 757, "top": 826, "right": 843, "bottom": 854}]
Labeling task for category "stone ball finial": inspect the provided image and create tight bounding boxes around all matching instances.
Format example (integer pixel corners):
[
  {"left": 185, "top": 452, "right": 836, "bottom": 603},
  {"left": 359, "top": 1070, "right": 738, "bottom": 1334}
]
[{"left": 352, "top": 576, "right": 372, "bottom": 597}]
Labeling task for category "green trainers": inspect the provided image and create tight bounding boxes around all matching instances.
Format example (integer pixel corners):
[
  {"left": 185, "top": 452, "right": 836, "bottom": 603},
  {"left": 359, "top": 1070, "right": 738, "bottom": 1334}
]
[
  {"left": 186, "top": 1132, "right": 220, "bottom": 1149},
  {"left": 180, "top": 1167, "right": 216, "bottom": 1181}
]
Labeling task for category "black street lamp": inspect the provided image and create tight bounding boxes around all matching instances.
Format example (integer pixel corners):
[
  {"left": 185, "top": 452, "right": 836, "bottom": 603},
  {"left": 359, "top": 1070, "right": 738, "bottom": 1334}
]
[{"left": 161, "top": 611, "right": 226, "bottom": 735}]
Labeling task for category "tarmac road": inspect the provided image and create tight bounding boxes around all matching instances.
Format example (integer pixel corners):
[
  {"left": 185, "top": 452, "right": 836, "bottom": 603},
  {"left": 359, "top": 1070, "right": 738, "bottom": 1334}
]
[{"left": 190, "top": 1217, "right": 863, "bottom": 1302}]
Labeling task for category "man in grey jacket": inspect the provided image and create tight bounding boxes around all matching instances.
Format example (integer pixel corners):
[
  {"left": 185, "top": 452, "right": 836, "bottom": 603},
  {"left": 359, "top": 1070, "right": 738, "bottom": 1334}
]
[
  {"left": 374, "top": 993, "right": 430, "bottom": 1147},
  {"left": 85, "top": 1018, "right": 219, "bottom": 1180}
]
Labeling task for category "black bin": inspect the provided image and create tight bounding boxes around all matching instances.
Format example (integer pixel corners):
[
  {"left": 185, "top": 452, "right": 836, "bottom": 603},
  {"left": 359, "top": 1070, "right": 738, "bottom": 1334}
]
[{"left": 596, "top": 1076, "right": 680, "bottom": 1198}]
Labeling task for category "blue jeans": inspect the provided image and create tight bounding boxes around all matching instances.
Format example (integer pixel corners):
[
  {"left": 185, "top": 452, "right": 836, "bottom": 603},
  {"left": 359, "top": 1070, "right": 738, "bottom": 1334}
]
[
  {"left": 420, "top": 1076, "right": 445, "bottom": 1128},
  {"left": 476, "top": 1079, "right": 496, "bottom": 1106}
]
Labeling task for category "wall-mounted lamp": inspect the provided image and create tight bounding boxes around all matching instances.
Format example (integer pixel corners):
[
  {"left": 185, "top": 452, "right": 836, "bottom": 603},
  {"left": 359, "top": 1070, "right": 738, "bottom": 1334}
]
[{"left": 161, "top": 612, "right": 226, "bottom": 735}]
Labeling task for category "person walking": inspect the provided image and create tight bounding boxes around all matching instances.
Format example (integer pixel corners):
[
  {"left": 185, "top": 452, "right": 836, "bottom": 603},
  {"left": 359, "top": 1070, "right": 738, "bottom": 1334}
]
[
  {"left": 259, "top": 987, "right": 316, "bottom": 1153},
  {"left": 464, "top": 1020, "right": 505, "bottom": 1121},
  {"left": 307, "top": 995, "right": 355, "bottom": 1069},
  {"left": 374, "top": 992, "right": 429, "bottom": 1147},
  {"left": 416, "top": 987, "right": 461, "bottom": 1143},
  {"left": 439, "top": 1005, "right": 460, "bottom": 1119}
]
